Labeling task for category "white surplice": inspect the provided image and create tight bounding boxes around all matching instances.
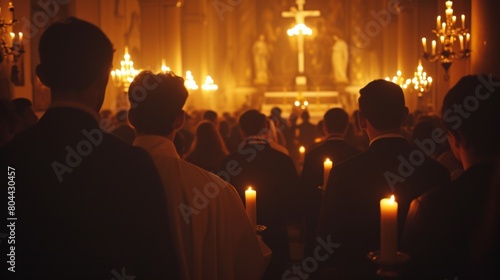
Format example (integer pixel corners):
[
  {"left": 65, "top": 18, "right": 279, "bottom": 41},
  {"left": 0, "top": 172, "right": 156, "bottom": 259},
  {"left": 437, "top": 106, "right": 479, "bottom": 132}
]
[{"left": 134, "top": 135, "right": 271, "bottom": 280}]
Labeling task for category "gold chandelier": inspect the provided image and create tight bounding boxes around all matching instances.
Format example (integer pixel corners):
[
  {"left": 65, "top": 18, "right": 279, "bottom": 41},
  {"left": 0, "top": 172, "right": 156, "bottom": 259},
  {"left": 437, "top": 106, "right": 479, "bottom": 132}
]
[
  {"left": 421, "top": 1, "right": 470, "bottom": 80},
  {"left": 0, "top": 2, "right": 24, "bottom": 64}
]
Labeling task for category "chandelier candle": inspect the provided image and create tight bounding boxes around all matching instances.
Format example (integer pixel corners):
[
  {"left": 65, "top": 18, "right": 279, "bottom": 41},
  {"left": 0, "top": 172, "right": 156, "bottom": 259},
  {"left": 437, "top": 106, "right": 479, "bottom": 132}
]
[
  {"left": 299, "top": 146, "right": 305, "bottom": 162},
  {"left": 245, "top": 187, "right": 257, "bottom": 228},
  {"left": 323, "top": 158, "right": 333, "bottom": 190},
  {"left": 380, "top": 195, "right": 398, "bottom": 263}
]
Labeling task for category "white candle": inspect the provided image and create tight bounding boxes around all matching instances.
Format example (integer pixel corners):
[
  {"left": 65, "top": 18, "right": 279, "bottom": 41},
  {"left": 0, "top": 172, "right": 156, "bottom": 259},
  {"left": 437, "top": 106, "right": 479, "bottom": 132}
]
[
  {"left": 245, "top": 186, "right": 257, "bottom": 228},
  {"left": 436, "top": 16, "right": 441, "bottom": 30},
  {"left": 442, "top": 22, "right": 446, "bottom": 33},
  {"left": 421, "top": 37, "right": 427, "bottom": 52},
  {"left": 323, "top": 158, "right": 333, "bottom": 190},
  {"left": 432, "top": 40, "right": 437, "bottom": 55},
  {"left": 466, "top": 33, "right": 470, "bottom": 48},
  {"left": 461, "top": 14, "right": 465, "bottom": 29},
  {"left": 299, "top": 146, "right": 305, "bottom": 162},
  {"left": 459, "top": 35, "right": 464, "bottom": 50},
  {"left": 452, "top": 15, "right": 456, "bottom": 25},
  {"left": 18, "top": 32, "right": 23, "bottom": 44},
  {"left": 380, "top": 195, "right": 398, "bottom": 263}
]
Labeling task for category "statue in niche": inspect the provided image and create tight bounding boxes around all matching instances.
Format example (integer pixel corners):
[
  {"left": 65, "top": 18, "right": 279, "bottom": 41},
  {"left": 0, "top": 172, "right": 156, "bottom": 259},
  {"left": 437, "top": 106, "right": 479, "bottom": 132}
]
[
  {"left": 331, "top": 32, "right": 349, "bottom": 84},
  {"left": 252, "top": 35, "right": 270, "bottom": 85}
]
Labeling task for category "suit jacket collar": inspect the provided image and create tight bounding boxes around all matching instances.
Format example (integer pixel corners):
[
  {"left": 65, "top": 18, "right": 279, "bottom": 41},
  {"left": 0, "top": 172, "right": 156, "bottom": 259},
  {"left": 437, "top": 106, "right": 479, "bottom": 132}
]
[
  {"left": 38, "top": 107, "right": 100, "bottom": 131},
  {"left": 369, "top": 134, "right": 406, "bottom": 147}
]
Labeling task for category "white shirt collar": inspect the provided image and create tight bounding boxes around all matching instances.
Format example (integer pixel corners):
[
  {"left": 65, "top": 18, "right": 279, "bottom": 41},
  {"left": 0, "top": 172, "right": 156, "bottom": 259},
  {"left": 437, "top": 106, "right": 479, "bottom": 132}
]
[
  {"left": 369, "top": 133, "right": 405, "bottom": 146},
  {"left": 133, "top": 135, "right": 180, "bottom": 159}
]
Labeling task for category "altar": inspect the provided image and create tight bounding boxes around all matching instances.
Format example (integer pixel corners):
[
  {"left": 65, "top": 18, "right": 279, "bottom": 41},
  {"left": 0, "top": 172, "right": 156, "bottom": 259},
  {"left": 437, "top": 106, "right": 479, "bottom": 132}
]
[{"left": 261, "top": 91, "right": 342, "bottom": 123}]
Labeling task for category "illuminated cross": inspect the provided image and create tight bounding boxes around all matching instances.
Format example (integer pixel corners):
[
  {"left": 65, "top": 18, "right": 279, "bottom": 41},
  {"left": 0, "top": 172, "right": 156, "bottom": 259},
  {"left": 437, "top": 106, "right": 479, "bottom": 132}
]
[{"left": 282, "top": 0, "right": 321, "bottom": 78}]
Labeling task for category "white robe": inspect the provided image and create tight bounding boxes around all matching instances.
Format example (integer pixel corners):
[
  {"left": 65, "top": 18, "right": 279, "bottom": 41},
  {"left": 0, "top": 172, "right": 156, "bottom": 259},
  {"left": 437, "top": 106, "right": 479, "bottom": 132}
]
[{"left": 134, "top": 135, "right": 271, "bottom": 280}]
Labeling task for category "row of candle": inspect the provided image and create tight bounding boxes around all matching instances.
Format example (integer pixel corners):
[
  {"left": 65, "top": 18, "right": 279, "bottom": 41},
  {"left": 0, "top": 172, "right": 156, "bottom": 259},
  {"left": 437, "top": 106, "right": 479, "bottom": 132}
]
[{"left": 422, "top": 33, "right": 470, "bottom": 55}]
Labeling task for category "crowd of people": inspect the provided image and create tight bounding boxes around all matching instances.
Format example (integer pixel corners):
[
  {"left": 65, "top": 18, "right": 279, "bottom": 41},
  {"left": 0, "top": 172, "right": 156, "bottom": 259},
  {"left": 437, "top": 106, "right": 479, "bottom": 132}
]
[{"left": 1, "top": 17, "right": 499, "bottom": 280}]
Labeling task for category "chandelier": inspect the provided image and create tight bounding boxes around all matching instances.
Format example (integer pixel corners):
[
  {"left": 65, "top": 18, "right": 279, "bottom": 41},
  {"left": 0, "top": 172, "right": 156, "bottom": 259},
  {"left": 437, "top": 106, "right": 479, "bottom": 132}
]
[
  {"left": 0, "top": 2, "right": 24, "bottom": 64},
  {"left": 421, "top": 1, "right": 470, "bottom": 80},
  {"left": 110, "top": 47, "right": 140, "bottom": 93},
  {"left": 385, "top": 61, "right": 433, "bottom": 96}
]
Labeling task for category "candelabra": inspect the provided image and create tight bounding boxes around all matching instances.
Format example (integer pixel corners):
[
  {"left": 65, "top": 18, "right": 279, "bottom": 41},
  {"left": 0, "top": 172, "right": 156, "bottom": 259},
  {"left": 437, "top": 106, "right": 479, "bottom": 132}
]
[
  {"left": 0, "top": 2, "right": 24, "bottom": 64},
  {"left": 184, "top": 70, "right": 198, "bottom": 91},
  {"left": 201, "top": 75, "right": 218, "bottom": 91},
  {"left": 110, "top": 47, "right": 140, "bottom": 108},
  {"left": 421, "top": 0, "right": 470, "bottom": 80}
]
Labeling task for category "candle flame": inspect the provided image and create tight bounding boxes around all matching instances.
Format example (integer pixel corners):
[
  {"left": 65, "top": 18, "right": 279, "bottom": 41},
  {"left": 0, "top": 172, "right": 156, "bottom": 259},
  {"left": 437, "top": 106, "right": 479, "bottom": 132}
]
[
  {"left": 247, "top": 186, "right": 253, "bottom": 191},
  {"left": 325, "top": 158, "right": 332, "bottom": 164},
  {"left": 390, "top": 195, "right": 395, "bottom": 203},
  {"left": 299, "top": 146, "right": 305, "bottom": 153}
]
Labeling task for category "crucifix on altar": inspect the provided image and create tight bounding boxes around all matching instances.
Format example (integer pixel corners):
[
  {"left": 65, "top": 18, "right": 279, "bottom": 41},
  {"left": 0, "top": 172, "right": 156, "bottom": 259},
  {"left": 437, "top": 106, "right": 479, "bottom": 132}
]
[{"left": 282, "top": 0, "right": 321, "bottom": 89}]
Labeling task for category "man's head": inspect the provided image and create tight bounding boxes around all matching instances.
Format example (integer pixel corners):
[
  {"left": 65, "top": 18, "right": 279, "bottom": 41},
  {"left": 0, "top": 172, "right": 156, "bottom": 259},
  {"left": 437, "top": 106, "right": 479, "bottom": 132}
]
[
  {"left": 239, "top": 109, "right": 267, "bottom": 138},
  {"left": 323, "top": 108, "right": 349, "bottom": 135},
  {"left": 442, "top": 75, "right": 500, "bottom": 160},
  {"left": 203, "top": 110, "right": 218, "bottom": 124},
  {"left": 36, "top": 17, "right": 114, "bottom": 111},
  {"left": 301, "top": 110, "right": 311, "bottom": 122},
  {"left": 358, "top": 79, "right": 408, "bottom": 131},
  {"left": 128, "top": 71, "right": 188, "bottom": 137}
]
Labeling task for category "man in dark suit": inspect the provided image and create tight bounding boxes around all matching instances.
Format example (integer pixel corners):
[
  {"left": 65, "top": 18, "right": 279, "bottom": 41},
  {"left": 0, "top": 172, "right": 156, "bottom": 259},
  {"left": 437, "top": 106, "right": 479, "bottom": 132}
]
[
  {"left": 402, "top": 75, "right": 500, "bottom": 279},
  {"left": 300, "top": 108, "right": 361, "bottom": 256},
  {"left": 316, "top": 80, "right": 450, "bottom": 279},
  {"left": 220, "top": 109, "right": 300, "bottom": 280},
  {"left": 0, "top": 18, "right": 178, "bottom": 279}
]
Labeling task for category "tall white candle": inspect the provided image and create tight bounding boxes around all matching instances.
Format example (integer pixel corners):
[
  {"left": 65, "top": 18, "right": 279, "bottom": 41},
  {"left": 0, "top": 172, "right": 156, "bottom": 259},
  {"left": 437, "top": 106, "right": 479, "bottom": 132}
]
[
  {"left": 245, "top": 186, "right": 257, "bottom": 228},
  {"left": 461, "top": 14, "right": 465, "bottom": 29},
  {"left": 421, "top": 37, "right": 427, "bottom": 52},
  {"left": 323, "top": 158, "right": 333, "bottom": 190},
  {"left": 432, "top": 40, "right": 437, "bottom": 55},
  {"left": 380, "top": 195, "right": 398, "bottom": 262},
  {"left": 436, "top": 16, "right": 441, "bottom": 30}
]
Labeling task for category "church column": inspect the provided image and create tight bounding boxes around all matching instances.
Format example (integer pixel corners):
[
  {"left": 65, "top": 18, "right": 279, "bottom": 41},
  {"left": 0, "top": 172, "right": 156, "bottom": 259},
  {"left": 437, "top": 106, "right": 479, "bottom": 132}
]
[
  {"left": 471, "top": 0, "right": 500, "bottom": 78},
  {"left": 181, "top": 0, "right": 208, "bottom": 85},
  {"left": 139, "top": 0, "right": 182, "bottom": 74}
]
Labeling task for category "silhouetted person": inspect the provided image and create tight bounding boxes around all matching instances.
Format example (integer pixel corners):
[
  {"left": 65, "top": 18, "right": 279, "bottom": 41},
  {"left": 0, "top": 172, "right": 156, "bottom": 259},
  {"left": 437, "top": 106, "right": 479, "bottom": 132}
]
[
  {"left": 316, "top": 80, "right": 449, "bottom": 280},
  {"left": 185, "top": 120, "right": 229, "bottom": 173},
  {"left": 0, "top": 18, "right": 179, "bottom": 279},
  {"left": 203, "top": 109, "right": 218, "bottom": 125},
  {"left": 403, "top": 75, "right": 500, "bottom": 279},
  {"left": 11, "top": 98, "right": 38, "bottom": 133},
  {"left": 128, "top": 72, "right": 270, "bottom": 279},
  {"left": 300, "top": 108, "right": 361, "bottom": 257},
  {"left": 220, "top": 109, "right": 300, "bottom": 280},
  {"left": 297, "top": 110, "right": 318, "bottom": 149}
]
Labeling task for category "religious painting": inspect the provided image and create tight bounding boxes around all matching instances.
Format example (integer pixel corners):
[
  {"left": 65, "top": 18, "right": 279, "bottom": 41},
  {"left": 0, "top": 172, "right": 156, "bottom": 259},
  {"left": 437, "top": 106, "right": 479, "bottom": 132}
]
[{"left": 256, "top": 0, "right": 350, "bottom": 89}]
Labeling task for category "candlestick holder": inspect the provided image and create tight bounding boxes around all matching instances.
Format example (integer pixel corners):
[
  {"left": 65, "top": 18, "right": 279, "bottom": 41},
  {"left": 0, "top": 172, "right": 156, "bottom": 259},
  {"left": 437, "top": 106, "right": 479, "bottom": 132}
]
[{"left": 366, "top": 250, "right": 410, "bottom": 278}]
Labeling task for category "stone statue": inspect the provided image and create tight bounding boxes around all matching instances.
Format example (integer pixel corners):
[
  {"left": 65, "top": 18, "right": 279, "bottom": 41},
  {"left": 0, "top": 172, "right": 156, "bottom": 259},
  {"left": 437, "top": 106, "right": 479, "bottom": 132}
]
[
  {"left": 331, "top": 34, "right": 349, "bottom": 84},
  {"left": 252, "top": 35, "right": 270, "bottom": 85}
]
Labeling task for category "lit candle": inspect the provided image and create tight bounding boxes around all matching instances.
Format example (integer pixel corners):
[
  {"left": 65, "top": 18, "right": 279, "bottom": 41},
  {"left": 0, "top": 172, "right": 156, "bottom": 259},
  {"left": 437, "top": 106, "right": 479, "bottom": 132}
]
[
  {"left": 452, "top": 15, "right": 456, "bottom": 25},
  {"left": 461, "top": 14, "right": 465, "bottom": 29},
  {"left": 323, "top": 158, "right": 333, "bottom": 190},
  {"left": 380, "top": 195, "right": 398, "bottom": 263},
  {"left": 299, "top": 146, "right": 305, "bottom": 162},
  {"left": 459, "top": 35, "right": 464, "bottom": 50},
  {"left": 436, "top": 16, "right": 441, "bottom": 30},
  {"left": 442, "top": 22, "right": 446, "bottom": 32},
  {"left": 18, "top": 32, "right": 23, "bottom": 44},
  {"left": 440, "top": 35, "right": 445, "bottom": 44},
  {"left": 432, "top": 40, "right": 436, "bottom": 55},
  {"left": 9, "top": 32, "right": 15, "bottom": 42},
  {"left": 245, "top": 187, "right": 257, "bottom": 228},
  {"left": 466, "top": 33, "right": 470, "bottom": 48},
  {"left": 421, "top": 37, "right": 427, "bottom": 52}
]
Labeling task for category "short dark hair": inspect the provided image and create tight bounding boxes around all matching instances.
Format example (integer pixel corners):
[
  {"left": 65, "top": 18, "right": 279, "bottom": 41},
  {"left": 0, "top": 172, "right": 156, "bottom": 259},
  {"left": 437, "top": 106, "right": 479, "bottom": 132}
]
[
  {"left": 37, "top": 17, "right": 114, "bottom": 93},
  {"left": 441, "top": 75, "right": 500, "bottom": 156},
  {"left": 11, "top": 98, "right": 33, "bottom": 117},
  {"left": 239, "top": 109, "right": 267, "bottom": 136},
  {"left": 323, "top": 108, "right": 349, "bottom": 134},
  {"left": 128, "top": 71, "right": 188, "bottom": 136},
  {"left": 358, "top": 79, "right": 406, "bottom": 130},
  {"left": 203, "top": 110, "right": 218, "bottom": 123},
  {"left": 301, "top": 110, "right": 310, "bottom": 121}
]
